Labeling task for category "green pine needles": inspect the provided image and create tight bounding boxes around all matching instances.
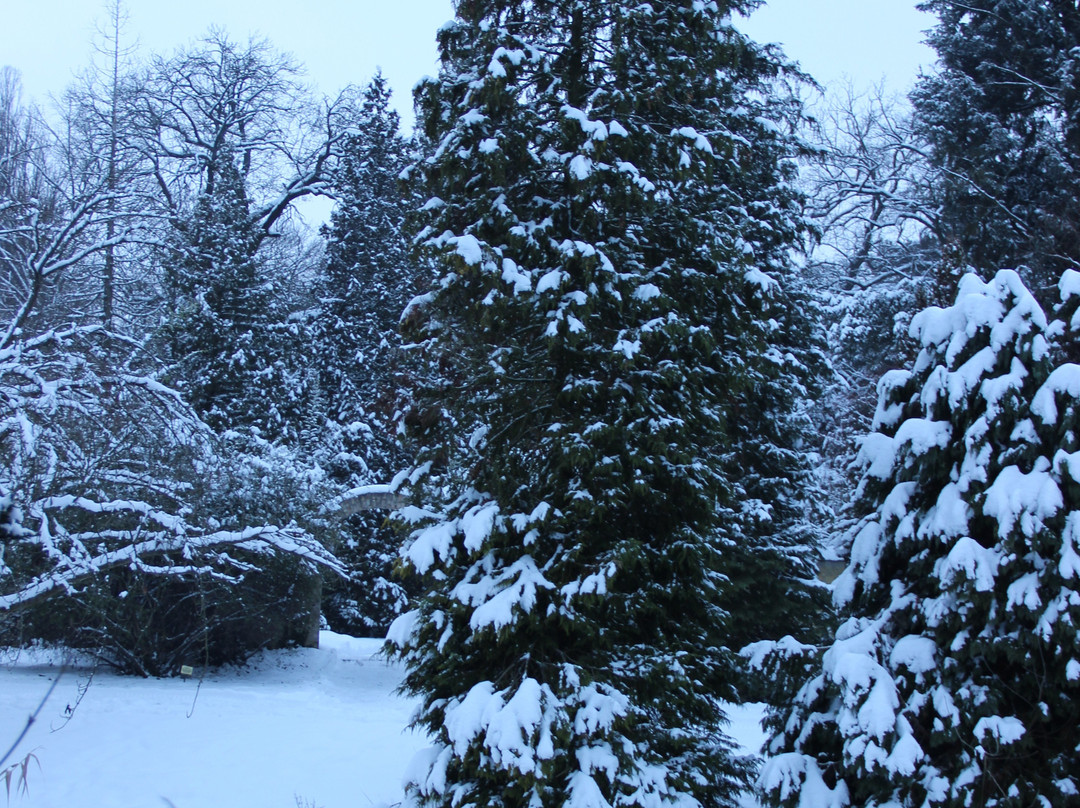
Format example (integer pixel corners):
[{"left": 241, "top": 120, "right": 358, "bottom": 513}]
[{"left": 388, "top": 3, "right": 824, "bottom": 808}]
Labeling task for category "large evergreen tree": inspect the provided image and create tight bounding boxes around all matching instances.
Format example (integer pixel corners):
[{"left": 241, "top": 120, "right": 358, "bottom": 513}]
[
  {"left": 912, "top": 0, "right": 1080, "bottom": 295},
  {"left": 314, "top": 73, "right": 416, "bottom": 634},
  {"left": 388, "top": 2, "right": 824, "bottom": 806},
  {"left": 166, "top": 149, "right": 304, "bottom": 439},
  {"left": 759, "top": 270, "right": 1080, "bottom": 808},
  {"left": 316, "top": 72, "right": 415, "bottom": 450}
]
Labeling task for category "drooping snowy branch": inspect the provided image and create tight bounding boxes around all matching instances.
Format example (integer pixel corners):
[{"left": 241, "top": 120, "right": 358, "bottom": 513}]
[
  {"left": 1, "top": 522, "right": 343, "bottom": 613},
  {"left": 0, "top": 322, "right": 340, "bottom": 622}
]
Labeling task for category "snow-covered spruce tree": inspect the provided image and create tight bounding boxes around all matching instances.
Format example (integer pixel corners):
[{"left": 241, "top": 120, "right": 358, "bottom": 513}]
[
  {"left": 387, "top": 2, "right": 824, "bottom": 807},
  {"left": 316, "top": 72, "right": 415, "bottom": 450},
  {"left": 759, "top": 269, "right": 1080, "bottom": 808},
  {"left": 314, "top": 74, "right": 415, "bottom": 633}
]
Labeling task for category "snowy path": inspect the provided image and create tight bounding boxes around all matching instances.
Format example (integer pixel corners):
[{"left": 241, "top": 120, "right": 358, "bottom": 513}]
[{"left": 0, "top": 632, "right": 766, "bottom": 808}]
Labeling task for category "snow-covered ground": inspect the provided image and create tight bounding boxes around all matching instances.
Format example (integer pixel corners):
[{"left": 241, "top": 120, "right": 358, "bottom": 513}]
[{"left": 0, "top": 632, "right": 766, "bottom": 808}]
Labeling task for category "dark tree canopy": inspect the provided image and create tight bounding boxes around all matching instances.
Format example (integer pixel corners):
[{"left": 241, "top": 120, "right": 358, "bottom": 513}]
[
  {"left": 388, "top": 3, "right": 825, "bottom": 807},
  {"left": 913, "top": 0, "right": 1080, "bottom": 295}
]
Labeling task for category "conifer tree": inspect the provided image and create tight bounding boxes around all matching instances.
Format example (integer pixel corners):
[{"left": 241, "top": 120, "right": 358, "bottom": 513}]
[
  {"left": 166, "top": 150, "right": 304, "bottom": 441},
  {"left": 143, "top": 31, "right": 350, "bottom": 444},
  {"left": 313, "top": 74, "right": 416, "bottom": 634},
  {"left": 314, "top": 72, "right": 415, "bottom": 480},
  {"left": 316, "top": 72, "right": 414, "bottom": 449},
  {"left": 388, "top": 3, "right": 824, "bottom": 806},
  {"left": 759, "top": 270, "right": 1080, "bottom": 808},
  {"left": 912, "top": 0, "right": 1080, "bottom": 294}
]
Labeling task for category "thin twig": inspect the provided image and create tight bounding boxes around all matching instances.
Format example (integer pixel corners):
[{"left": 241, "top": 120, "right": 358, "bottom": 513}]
[
  {"left": 51, "top": 666, "right": 95, "bottom": 732},
  {"left": 0, "top": 654, "right": 67, "bottom": 769}
]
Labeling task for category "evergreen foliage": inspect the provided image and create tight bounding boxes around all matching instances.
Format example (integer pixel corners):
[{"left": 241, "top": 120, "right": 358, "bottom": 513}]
[
  {"left": 143, "top": 31, "right": 346, "bottom": 446},
  {"left": 127, "top": 32, "right": 351, "bottom": 655},
  {"left": 166, "top": 150, "right": 306, "bottom": 441},
  {"left": 912, "top": 0, "right": 1080, "bottom": 295},
  {"left": 317, "top": 72, "right": 415, "bottom": 447},
  {"left": 388, "top": 2, "right": 824, "bottom": 806},
  {"left": 314, "top": 73, "right": 417, "bottom": 635},
  {"left": 759, "top": 270, "right": 1080, "bottom": 808}
]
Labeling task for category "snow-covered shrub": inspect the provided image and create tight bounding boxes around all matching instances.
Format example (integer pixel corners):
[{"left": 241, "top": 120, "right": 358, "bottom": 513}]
[
  {"left": 759, "top": 269, "right": 1080, "bottom": 808},
  {"left": 0, "top": 327, "right": 341, "bottom": 675}
]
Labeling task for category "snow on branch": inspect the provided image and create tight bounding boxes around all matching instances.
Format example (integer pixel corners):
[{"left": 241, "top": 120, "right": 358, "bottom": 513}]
[
  {"left": 0, "top": 523, "right": 343, "bottom": 613},
  {"left": 0, "top": 322, "right": 342, "bottom": 617}
]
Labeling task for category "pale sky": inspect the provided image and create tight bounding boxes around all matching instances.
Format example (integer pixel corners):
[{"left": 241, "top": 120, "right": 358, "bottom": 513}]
[
  {"left": 3, "top": 1, "right": 936, "bottom": 126},
  {"left": 739, "top": 0, "right": 936, "bottom": 91},
  {"left": 2, "top": 0, "right": 454, "bottom": 125}
]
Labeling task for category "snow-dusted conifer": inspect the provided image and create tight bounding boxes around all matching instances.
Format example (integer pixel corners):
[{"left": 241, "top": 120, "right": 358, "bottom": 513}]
[
  {"left": 388, "top": 3, "right": 823, "bottom": 807},
  {"left": 316, "top": 73, "right": 415, "bottom": 449},
  {"left": 147, "top": 31, "right": 344, "bottom": 444},
  {"left": 912, "top": 1, "right": 1080, "bottom": 292},
  {"left": 313, "top": 74, "right": 416, "bottom": 634},
  {"left": 166, "top": 150, "right": 304, "bottom": 442},
  {"left": 759, "top": 269, "right": 1080, "bottom": 808}
]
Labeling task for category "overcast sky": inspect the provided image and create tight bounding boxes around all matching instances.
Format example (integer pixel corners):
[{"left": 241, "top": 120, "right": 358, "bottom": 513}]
[
  {"left": 740, "top": 0, "right": 935, "bottom": 91},
  {"left": 3, "top": 1, "right": 936, "bottom": 126}
]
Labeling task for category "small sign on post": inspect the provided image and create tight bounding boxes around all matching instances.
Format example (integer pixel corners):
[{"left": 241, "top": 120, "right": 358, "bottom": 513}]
[{"left": 179, "top": 665, "right": 194, "bottom": 680}]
